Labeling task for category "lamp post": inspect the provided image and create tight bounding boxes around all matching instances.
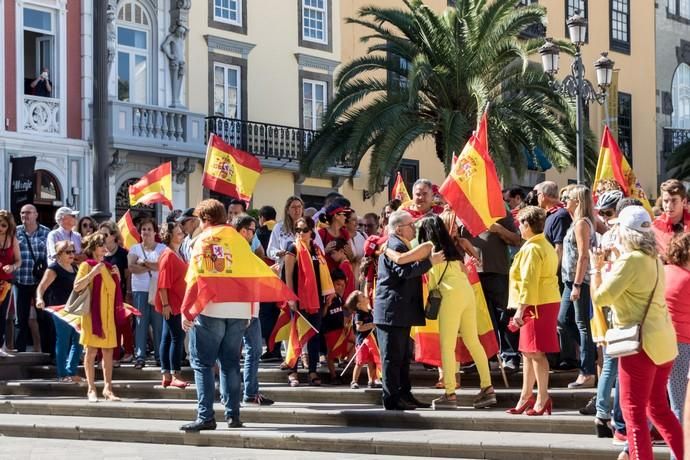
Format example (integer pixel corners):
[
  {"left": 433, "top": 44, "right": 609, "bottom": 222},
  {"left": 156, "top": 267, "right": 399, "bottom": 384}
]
[{"left": 538, "top": 12, "right": 615, "bottom": 185}]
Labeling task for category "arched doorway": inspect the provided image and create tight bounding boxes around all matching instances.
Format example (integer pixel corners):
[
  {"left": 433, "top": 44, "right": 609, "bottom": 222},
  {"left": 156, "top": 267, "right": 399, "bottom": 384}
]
[
  {"left": 115, "top": 178, "right": 155, "bottom": 223},
  {"left": 33, "top": 169, "right": 61, "bottom": 226}
]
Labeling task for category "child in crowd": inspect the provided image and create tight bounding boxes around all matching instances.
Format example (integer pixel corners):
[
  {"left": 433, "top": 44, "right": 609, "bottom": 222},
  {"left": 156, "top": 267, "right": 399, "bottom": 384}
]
[
  {"left": 322, "top": 269, "right": 350, "bottom": 384},
  {"left": 327, "top": 239, "right": 355, "bottom": 301},
  {"left": 345, "top": 290, "right": 381, "bottom": 389}
]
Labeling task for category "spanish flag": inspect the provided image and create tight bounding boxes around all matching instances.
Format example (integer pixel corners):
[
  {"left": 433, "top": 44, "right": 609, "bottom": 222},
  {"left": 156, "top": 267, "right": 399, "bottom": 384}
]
[
  {"left": 324, "top": 322, "right": 353, "bottom": 360},
  {"left": 128, "top": 162, "right": 174, "bottom": 209},
  {"left": 181, "top": 225, "right": 297, "bottom": 321},
  {"left": 593, "top": 126, "right": 653, "bottom": 214},
  {"left": 413, "top": 260, "right": 499, "bottom": 366},
  {"left": 296, "top": 239, "right": 334, "bottom": 314},
  {"left": 284, "top": 312, "right": 318, "bottom": 368},
  {"left": 203, "top": 134, "right": 262, "bottom": 201},
  {"left": 117, "top": 210, "right": 141, "bottom": 250},
  {"left": 362, "top": 332, "right": 382, "bottom": 378},
  {"left": 390, "top": 172, "right": 411, "bottom": 202},
  {"left": 268, "top": 304, "right": 291, "bottom": 352},
  {"left": 0, "top": 281, "right": 10, "bottom": 303},
  {"left": 439, "top": 111, "right": 504, "bottom": 236}
]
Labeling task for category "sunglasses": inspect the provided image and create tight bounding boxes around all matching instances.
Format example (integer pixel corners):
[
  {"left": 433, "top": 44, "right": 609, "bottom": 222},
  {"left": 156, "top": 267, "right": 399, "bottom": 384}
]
[
  {"left": 82, "top": 223, "right": 93, "bottom": 228},
  {"left": 295, "top": 227, "right": 310, "bottom": 234},
  {"left": 598, "top": 209, "right": 615, "bottom": 218},
  {"left": 62, "top": 250, "right": 76, "bottom": 255}
]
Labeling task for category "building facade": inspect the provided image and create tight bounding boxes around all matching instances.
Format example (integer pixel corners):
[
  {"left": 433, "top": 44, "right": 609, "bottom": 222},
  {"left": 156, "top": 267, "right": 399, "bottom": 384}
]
[
  {"left": 188, "top": 0, "right": 352, "bottom": 214},
  {"left": 656, "top": 0, "right": 690, "bottom": 185},
  {"left": 1, "top": 0, "right": 91, "bottom": 224}
]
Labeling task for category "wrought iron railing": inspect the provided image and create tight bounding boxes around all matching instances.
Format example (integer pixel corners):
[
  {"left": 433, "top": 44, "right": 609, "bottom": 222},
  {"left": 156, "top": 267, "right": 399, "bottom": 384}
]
[{"left": 663, "top": 127, "right": 690, "bottom": 153}]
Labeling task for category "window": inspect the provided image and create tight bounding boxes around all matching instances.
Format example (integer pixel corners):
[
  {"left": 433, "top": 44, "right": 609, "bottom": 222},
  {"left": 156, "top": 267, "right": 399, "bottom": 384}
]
[
  {"left": 302, "top": 0, "right": 327, "bottom": 44},
  {"left": 618, "top": 92, "right": 633, "bottom": 164},
  {"left": 672, "top": 64, "right": 690, "bottom": 129},
  {"left": 610, "top": 0, "right": 630, "bottom": 53},
  {"left": 387, "top": 160, "right": 419, "bottom": 194},
  {"left": 116, "top": 2, "right": 150, "bottom": 104},
  {"left": 213, "top": 64, "right": 241, "bottom": 118},
  {"left": 214, "top": 0, "right": 241, "bottom": 26},
  {"left": 23, "top": 7, "right": 57, "bottom": 97},
  {"left": 668, "top": 0, "right": 690, "bottom": 19},
  {"left": 387, "top": 46, "right": 409, "bottom": 92},
  {"left": 302, "top": 79, "right": 327, "bottom": 130},
  {"left": 566, "top": 0, "right": 588, "bottom": 42}
]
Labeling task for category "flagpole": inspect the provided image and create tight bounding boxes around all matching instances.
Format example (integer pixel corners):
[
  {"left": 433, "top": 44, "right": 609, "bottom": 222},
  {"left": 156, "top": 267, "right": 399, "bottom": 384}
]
[
  {"left": 339, "top": 328, "right": 375, "bottom": 378},
  {"left": 295, "top": 310, "right": 319, "bottom": 334}
]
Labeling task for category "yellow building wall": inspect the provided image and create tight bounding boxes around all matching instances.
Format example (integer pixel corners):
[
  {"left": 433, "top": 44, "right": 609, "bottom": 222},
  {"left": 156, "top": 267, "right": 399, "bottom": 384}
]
[
  {"left": 539, "top": 0, "right": 657, "bottom": 196},
  {"left": 252, "top": 169, "right": 297, "bottom": 219}
]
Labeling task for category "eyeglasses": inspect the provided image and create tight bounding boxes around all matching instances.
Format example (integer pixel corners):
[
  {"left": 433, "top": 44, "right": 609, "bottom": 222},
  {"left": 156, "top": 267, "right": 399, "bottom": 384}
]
[
  {"left": 397, "top": 222, "right": 415, "bottom": 229},
  {"left": 62, "top": 250, "right": 76, "bottom": 255},
  {"left": 295, "top": 227, "right": 310, "bottom": 234},
  {"left": 82, "top": 223, "right": 93, "bottom": 228},
  {"left": 598, "top": 209, "right": 615, "bottom": 218}
]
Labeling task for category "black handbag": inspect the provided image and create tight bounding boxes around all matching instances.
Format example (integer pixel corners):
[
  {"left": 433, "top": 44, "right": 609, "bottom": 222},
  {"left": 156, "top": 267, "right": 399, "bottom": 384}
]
[
  {"left": 425, "top": 262, "right": 449, "bottom": 320},
  {"left": 23, "top": 230, "right": 47, "bottom": 282}
]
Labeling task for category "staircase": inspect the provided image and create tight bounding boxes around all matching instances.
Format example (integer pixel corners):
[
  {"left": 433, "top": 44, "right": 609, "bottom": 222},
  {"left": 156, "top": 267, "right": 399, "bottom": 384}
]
[{"left": 0, "top": 355, "right": 670, "bottom": 459}]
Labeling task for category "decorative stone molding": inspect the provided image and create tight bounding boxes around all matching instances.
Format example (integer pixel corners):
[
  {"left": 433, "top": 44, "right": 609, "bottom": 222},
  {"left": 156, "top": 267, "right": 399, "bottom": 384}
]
[
  {"left": 204, "top": 34, "right": 255, "bottom": 59},
  {"left": 172, "top": 157, "right": 196, "bottom": 184},
  {"left": 108, "top": 150, "right": 128, "bottom": 176},
  {"left": 294, "top": 53, "right": 340, "bottom": 74}
]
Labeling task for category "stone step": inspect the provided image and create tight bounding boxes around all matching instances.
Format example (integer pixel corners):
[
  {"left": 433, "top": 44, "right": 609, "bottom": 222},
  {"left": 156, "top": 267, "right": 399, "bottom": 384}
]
[
  {"left": 0, "top": 379, "right": 597, "bottom": 409},
  {"left": 0, "top": 413, "right": 668, "bottom": 460},
  {"left": 0, "top": 353, "right": 51, "bottom": 380},
  {"left": 25, "top": 363, "right": 582, "bottom": 388},
  {"left": 0, "top": 397, "right": 602, "bottom": 435}
]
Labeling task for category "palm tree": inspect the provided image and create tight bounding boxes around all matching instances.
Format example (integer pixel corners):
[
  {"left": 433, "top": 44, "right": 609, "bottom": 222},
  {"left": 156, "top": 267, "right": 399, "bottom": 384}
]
[{"left": 301, "top": 0, "right": 594, "bottom": 192}]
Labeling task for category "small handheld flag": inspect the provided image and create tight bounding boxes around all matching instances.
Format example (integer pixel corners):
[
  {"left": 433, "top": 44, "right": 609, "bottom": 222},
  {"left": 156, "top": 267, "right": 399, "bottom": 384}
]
[{"left": 117, "top": 210, "right": 141, "bottom": 250}]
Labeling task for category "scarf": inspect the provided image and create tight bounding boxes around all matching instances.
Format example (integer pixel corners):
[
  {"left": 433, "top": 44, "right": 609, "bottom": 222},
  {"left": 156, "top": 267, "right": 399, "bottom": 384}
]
[
  {"left": 85, "top": 259, "right": 123, "bottom": 338},
  {"left": 295, "top": 239, "right": 334, "bottom": 314}
]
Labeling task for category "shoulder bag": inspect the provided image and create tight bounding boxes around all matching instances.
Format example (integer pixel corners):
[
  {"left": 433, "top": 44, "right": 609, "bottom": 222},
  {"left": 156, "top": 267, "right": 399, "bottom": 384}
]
[
  {"left": 64, "top": 286, "right": 91, "bottom": 316},
  {"left": 425, "top": 262, "right": 449, "bottom": 320},
  {"left": 23, "top": 230, "right": 47, "bottom": 282},
  {"left": 604, "top": 261, "right": 659, "bottom": 358}
]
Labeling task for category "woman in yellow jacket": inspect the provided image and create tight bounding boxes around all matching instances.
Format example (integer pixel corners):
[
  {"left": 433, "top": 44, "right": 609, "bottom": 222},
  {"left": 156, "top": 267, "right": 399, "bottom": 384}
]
[
  {"left": 590, "top": 206, "right": 681, "bottom": 460},
  {"left": 507, "top": 206, "right": 562, "bottom": 416}
]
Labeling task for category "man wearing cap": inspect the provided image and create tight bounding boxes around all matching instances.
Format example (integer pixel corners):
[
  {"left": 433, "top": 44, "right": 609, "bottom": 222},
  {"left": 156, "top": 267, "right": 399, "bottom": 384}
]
[
  {"left": 14, "top": 204, "right": 50, "bottom": 353},
  {"left": 46, "top": 207, "right": 84, "bottom": 264},
  {"left": 652, "top": 179, "right": 690, "bottom": 261},
  {"left": 177, "top": 208, "right": 199, "bottom": 263}
]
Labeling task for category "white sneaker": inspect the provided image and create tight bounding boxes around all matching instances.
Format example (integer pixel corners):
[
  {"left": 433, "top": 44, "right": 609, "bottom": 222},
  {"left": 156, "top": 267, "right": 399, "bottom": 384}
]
[{"left": 0, "top": 348, "right": 15, "bottom": 357}]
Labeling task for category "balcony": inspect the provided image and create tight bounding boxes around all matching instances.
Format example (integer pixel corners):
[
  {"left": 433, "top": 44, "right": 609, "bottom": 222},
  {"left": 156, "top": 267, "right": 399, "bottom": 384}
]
[
  {"left": 663, "top": 127, "right": 690, "bottom": 154},
  {"left": 108, "top": 101, "right": 206, "bottom": 157},
  {"left": 206, "top": 116, "right": 353, "bottom": 172},
  {"left": 22, "top": 95, "right": 62, "bottom": 135}
]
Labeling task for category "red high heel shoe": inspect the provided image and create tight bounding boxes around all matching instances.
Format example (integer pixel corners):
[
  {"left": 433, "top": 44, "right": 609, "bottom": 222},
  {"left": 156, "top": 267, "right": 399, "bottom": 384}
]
[
  {"left": 526, "top": 397, "right": 552, "bottom": 416},
  {"left": 505, "top": 396, "right": 536, "bottom": 414}
]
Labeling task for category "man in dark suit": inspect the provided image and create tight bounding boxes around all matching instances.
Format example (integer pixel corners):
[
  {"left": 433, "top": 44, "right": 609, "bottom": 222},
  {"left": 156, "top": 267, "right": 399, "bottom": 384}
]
[{"left": 374, "top": 210, "right": 444, "bottom": 410}]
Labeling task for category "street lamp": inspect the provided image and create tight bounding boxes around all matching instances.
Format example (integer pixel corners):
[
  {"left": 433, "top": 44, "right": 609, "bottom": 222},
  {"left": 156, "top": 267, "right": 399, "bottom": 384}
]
[{"left": 539, "top": 12, "right": 615, "bottom": 185}]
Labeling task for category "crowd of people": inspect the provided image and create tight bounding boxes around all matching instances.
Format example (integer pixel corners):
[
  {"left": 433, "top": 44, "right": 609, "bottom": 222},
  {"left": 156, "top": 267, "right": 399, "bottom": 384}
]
[{"left": 1, "top": 176, "right": 690, "bottom": 460}]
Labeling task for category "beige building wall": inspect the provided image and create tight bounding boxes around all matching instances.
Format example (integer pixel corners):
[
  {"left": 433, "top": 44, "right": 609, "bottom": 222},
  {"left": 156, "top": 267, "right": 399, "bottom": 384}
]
[
  {"left": 539, "top": 1, "right": 657, "bottom": 196},
  {"left": 186, "top": 0, "right": 343, "bottom": 215}
]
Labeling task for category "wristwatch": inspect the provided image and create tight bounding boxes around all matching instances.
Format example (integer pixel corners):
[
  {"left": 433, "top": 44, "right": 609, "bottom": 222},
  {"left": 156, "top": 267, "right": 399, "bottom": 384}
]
[{"left": 573, "top": 283, "right": 582, "bottom": 289}]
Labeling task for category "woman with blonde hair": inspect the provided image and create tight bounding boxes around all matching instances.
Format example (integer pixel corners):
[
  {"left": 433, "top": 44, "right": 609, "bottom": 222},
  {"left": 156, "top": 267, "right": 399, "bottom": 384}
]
[
  {"left": 74, "top": 233, "right": 121, "bottom": 402},
  {"left": 559, "top": 185, "right": 598, "bottom": 389},
  {"left": 0, "top": 210, "right": 21, "bottom": 356}
]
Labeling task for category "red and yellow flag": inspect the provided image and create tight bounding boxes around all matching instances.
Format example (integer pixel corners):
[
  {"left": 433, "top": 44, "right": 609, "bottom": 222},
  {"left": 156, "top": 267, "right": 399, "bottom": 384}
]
[
  {"left": 324, "top": 322, "right": 353, "bottom": 360},
  {"left": 203, "top": 134, "right": 263, "bottom": 201},
  {"left": 593, "top": 126, "right": 653, "bottom": 214},
  {"left": 181, "top": 225, "right": 297, "bottom": 321},
  {"left": 362, "top": 332, "right": 382, "bottom": 378},
  {"left": 439, "top": 111, "right": 504, "bottom": 236},
  {"left": 413, "top": 260, "right": 499, "bottom": 366},
  {"left": 117, "top": 210, "right": 141, "bottom": 250},
  {"left": 268, "top": 304, "right": 291, "bottom": 352},
  {"left": 284, "top": 312, "right": 318, "bottom": 368},
  {"left": 0, "top": 281, "right": 10, "bottom": 304},
  {"left": 128, "top": 162, "right": 173, "bottom": 209},
  {"left": 390, "top": 172, "right": 411, "bottom": 202}
]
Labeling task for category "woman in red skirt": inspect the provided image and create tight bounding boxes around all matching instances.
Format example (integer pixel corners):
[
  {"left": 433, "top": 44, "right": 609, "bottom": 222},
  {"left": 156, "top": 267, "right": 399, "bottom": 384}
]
[{"left": 506, "top": 206, "right": 562, "bottom": 416}]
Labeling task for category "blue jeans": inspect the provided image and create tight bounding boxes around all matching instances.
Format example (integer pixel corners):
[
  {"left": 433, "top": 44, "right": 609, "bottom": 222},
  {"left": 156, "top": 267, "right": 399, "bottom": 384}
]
[
  {"left": 52, "top": 315, "right": 82, "bottom": 378},
  {"left": 133, "top": 292, "right": 162, "bottom": 363},
  {"left": 596, "top": 347, "right": 618, "bottom": 419},
  {"left": 189, "top": 315, "right": 248, "bottom": 422},
  {"left": 160, "top": 313, "right": 184, "bottom": 373},
  {"left": 242, "top": 318, "right": 262, "bottom": 399},
  {"left": 558, "top": 282, "right": 596, "bottom": 375}
]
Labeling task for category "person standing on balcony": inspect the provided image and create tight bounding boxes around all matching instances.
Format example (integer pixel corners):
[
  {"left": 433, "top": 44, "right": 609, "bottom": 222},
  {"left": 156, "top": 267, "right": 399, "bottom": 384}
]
[{"left": 30, "top": 68, "right": 52, "bottom": 97}]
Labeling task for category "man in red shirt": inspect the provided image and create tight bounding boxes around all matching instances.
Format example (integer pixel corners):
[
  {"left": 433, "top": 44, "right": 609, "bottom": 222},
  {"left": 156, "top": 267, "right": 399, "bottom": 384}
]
[{"left": 653, "top": 179, "right": 690, "bottom": 261}]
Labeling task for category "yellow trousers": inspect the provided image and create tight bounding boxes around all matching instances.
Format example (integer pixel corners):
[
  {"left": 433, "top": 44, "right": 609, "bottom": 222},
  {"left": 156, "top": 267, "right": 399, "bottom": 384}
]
[{"left": 438, "top": 276, "right": 491, "bottom": 393}]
